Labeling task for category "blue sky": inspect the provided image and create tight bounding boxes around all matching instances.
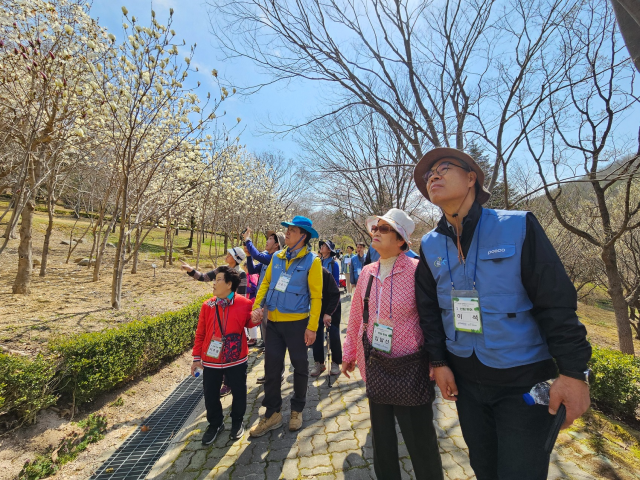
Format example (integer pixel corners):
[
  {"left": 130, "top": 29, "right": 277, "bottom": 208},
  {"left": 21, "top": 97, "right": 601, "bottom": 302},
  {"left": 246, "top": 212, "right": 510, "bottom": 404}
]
[{"left": 91, "top": 0, "right": 315, "bottom": 159}]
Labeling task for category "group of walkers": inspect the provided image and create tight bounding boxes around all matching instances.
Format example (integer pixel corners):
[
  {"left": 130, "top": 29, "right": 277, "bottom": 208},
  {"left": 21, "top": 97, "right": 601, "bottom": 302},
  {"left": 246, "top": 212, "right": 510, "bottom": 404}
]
[{"left": 184, "top": 147, "right": 593, "bottom": 480}]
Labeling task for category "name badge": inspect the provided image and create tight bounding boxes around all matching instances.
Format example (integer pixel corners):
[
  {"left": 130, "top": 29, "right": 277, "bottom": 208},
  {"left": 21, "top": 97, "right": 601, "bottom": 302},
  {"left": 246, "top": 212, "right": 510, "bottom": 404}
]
[
  {"left": 356, "top": 268, "right": 362, "bottom": 275},
  {"left": 275, "top": 273, "right": 291, "bottom": 292},
  {"left": 207, "top": 336, "right": 224, "bottom": 359},
  {"left": 372, "top": 323, "right": 393, "bottom": 353},
  {"left": 452, "top": 290, "right": 482, "bottom": 333}
]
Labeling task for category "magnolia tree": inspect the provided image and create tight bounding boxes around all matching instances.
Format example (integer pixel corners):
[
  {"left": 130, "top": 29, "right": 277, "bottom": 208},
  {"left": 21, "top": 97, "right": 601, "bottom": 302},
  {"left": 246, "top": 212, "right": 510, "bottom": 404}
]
[
  {"left": 0, "top": 0, "right": 111, "bottom": 293},
  {"left": 91, "top": 6, "right": 236, "bottom": 309},
  {"left": 188, "top": 146, "right": 289, "bottom": 269}
]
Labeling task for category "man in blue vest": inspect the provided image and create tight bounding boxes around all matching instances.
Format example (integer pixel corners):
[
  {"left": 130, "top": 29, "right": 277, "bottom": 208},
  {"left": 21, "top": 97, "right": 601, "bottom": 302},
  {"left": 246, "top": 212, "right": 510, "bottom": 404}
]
[
  {"left": 350, "top": 242, "right": 366, "bottom": 286},
  {"left": 414, "top": 147, "right": 592, "bottom": 480},
  {"left": 248, "top": 216, "right": 323, "bottom": 436},
  {"left": 363, "top": 241, "right": 380, "bottom": 266},
  {"left": 319, "top": 239, "right": 340, "bottom": 285}
]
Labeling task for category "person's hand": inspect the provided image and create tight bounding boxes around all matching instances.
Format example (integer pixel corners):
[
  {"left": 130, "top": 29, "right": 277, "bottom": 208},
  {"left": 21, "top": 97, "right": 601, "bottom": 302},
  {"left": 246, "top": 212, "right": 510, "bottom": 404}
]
[
  {"left": 190, "top": 360, "right": 203, "bottom": 377},
  {"left": 304, "top": 328, "right": 316, "bottom": 346},
  {"left": 341, "top": 360, "right": 356, "bottom": 379},
  {"left": 243, "top": 228, "right": 252, "bottom": 242},
  {"left": 323, "top": 314, "right": 331, "bottom": 327},
  {"left": 180, "top": 261, "right": 193, "bottom": 273},
  {"left": 433, "top": 366, "right": 458, "bottom": 401},
  {"left": 549, "top": 375, "right": 590, "bottom": 429},
  {"left": 251, "top": 308, "right": 263, "bottom": 325}
]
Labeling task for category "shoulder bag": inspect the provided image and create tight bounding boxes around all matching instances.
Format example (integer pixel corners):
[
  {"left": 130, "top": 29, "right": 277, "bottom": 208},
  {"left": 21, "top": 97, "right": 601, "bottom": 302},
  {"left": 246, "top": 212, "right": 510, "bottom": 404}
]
[{"left": 362, "top": 275, "right": 433, "bottom": 406}]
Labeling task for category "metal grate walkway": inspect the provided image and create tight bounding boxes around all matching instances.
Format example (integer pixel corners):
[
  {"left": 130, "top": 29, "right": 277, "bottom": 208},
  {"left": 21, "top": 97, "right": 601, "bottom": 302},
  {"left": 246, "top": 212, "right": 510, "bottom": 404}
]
[{"left": 90, "top": 375, "right": 203, "bottom": 480}]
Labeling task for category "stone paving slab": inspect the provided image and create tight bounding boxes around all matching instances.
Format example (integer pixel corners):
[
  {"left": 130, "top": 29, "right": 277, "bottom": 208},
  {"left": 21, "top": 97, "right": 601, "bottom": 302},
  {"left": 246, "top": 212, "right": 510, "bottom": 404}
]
[{"left": 148, "top": 298, "right": 595, "bottom": 480}]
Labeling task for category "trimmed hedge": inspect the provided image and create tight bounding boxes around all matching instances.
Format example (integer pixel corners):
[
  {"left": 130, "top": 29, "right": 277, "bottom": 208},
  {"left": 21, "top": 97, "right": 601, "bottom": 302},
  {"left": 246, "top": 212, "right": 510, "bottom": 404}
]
[
  {"left": 50, "top": 296, "right": 206, "bottom": 404},
  {"left": 0, "top": 353, "right": 59, "bottom": 428},
  {"left": 588, "top": 345, "right": 640, "bottom": 420},
  {"left": 0, "top": 296, "right": 206, "bottom": 427}
]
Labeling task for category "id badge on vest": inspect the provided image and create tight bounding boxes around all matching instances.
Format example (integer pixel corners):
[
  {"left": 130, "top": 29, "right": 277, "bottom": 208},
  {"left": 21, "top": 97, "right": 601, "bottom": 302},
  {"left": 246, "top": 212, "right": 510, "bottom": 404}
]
[
  {"left": 452, "top": 290, "right": 482, "bottom": 333},
  {"left": 372, "top": 323, "right": 393, "bottom": 353},
  {"left": 207, "top": 336, "right": 224, "bottom": 359},
  {"left": 275, "top": 273, "right": 291, "bottom": 292}
]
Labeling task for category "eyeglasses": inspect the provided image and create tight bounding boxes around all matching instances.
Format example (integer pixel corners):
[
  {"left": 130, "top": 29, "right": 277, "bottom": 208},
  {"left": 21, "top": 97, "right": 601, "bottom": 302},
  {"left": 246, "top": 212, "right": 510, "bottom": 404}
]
[
  {"left": 370, "top": 224, "right": 395, "bottom": 234},
  {"left": 423, "top": 161, "right": 470, "bottom": 183}
]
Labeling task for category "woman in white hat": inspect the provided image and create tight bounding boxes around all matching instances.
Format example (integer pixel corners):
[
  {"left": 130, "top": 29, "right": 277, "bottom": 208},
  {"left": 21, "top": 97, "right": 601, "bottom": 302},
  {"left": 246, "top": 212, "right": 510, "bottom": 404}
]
[{"left": 342, "top": 208, "right": 443, "bottom": 480}]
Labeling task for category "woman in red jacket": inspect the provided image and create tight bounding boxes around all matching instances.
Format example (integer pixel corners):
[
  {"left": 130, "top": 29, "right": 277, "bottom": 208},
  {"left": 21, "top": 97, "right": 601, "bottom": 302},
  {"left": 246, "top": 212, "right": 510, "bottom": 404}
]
[{"left": 191, "top": 266, "right": 254, "bottom": 444}]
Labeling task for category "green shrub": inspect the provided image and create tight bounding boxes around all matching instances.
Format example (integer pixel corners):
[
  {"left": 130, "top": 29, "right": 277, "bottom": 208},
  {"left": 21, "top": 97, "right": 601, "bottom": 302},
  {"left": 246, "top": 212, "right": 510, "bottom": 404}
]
[
  {"left": 51, "top": 296, "right": 206, "bottom": 404},
  {"left": 588, "top": 345, "right": 640, "bottom": 420},
  {"left": 0, "top": 353, "right": 59, "bottom": 428}
]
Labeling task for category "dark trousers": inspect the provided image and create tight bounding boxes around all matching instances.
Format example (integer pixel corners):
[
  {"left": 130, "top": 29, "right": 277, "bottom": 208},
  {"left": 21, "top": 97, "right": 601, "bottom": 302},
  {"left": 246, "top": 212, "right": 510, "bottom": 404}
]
[
  {"left": 455, "top": 375, "right": 555, "bottom": 480},
  {"left": 202, "top": 363, "right": 247, "bottom": 427},
  {"left": 312, "top": 307, "right": 342, "bottom": 364},
  {"left": 263, "top": 319, "right": 309, "bottom": 417},
  {"left": 369, "top": 399, "right": 443, "bottom": 480}
]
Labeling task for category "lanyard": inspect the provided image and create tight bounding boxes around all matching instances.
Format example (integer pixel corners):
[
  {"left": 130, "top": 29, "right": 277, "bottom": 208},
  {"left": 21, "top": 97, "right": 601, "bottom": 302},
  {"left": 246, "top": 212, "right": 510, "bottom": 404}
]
[
  {"left": 445, "top": 210, "right": 483, "bottom": 290},
  {"left": 374, "top": 258, "right": 397, "bottom": 322},
  {"left": 214, "top": 304, "right": 229, "bottom": 339}
]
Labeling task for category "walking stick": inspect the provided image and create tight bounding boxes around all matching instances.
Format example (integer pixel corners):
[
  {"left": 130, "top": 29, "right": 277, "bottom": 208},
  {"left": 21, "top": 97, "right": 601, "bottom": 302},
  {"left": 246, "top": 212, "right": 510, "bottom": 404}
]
[{"left": 326, "top": 325, "right": 333, "bottom": 388}]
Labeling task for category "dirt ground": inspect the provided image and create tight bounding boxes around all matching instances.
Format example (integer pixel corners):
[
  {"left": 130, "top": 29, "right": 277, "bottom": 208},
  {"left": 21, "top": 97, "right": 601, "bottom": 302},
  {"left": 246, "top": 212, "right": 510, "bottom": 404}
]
[{"left": 0, "top": 217, "right": 216, "bottom": 355}]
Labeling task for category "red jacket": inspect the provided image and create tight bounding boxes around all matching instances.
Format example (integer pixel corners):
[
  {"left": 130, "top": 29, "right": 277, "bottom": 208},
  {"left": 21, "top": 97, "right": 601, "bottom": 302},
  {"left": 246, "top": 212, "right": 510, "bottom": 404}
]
[{"left": 193, "top": 294, "right": 254, "bottom": 368}]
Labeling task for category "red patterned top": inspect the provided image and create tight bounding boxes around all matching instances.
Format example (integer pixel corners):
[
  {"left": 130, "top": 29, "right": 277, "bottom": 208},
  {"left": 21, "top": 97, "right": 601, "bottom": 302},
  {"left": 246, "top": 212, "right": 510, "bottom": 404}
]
[{"left": 343, "top": 252, "right": 425, "bottom": 382}]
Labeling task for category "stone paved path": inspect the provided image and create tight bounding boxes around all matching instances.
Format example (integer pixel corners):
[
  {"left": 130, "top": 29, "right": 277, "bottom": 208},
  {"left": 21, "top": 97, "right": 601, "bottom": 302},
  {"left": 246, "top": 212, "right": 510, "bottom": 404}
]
[{"left": 149, "top": 298, "right": 596, "bottom": 480}]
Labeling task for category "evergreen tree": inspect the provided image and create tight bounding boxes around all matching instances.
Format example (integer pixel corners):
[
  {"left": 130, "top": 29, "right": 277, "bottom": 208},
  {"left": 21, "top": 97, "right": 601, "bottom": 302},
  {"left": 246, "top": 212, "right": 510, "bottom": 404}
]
[{"left": 466, "top": 142, "right": 515, "bottom": 209}]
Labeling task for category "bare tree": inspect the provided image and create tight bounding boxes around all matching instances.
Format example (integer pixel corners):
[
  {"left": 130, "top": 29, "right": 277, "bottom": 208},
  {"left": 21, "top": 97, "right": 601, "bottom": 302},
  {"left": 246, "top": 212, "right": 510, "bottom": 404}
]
[
  {"left": 524, "top": 0, "right": 640, "bottom": 354},
  {"left": 209, "top": 0, "right": 578, "bottom": 199},
  {"left": 299, "top": 107, "right": 424, "bottom": 241}
]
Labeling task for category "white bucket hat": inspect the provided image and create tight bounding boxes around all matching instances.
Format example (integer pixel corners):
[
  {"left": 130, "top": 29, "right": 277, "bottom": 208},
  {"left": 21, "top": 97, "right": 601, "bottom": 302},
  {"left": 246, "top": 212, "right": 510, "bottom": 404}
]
[
  {"left": 228, "top": 247, "right": 246, "bottom": 263},
  {"left": 365, "top": 208, "right": 415, "bottom": 247}
]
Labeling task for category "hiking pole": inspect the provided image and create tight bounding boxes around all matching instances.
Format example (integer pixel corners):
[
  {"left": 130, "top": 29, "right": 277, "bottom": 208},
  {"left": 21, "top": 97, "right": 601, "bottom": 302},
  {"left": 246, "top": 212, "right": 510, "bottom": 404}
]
[{"left": 326, "top": 326, "right": 333, "bottom": 388}]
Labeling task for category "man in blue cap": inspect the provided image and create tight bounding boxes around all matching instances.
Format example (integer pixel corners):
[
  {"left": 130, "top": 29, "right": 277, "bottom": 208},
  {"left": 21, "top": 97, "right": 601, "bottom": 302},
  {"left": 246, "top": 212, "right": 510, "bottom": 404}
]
[{"left": 248, "top": 216, "right": 323, "bottom": 436}]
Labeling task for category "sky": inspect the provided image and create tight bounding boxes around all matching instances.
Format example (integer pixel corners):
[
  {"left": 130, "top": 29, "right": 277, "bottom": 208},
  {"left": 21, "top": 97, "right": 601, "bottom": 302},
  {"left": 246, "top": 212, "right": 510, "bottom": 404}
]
[{"left": 91, "top": 0, "right": 318, "bottom": 159}]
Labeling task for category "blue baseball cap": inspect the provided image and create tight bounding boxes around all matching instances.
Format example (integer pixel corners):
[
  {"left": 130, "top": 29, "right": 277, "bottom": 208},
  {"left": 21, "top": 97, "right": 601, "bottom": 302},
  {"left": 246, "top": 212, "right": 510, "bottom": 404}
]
[{"left": 281, "top": 215, "right": 319, "bottom": 239}]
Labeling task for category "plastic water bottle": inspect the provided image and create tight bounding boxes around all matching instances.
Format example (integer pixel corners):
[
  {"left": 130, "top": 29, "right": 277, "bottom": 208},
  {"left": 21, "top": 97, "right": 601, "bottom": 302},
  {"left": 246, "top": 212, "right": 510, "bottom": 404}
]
[
  {"left": 523, "top": 380, "right": 553, "bottom": 406},
  {"left": 194, "top": 368, "right": 203, "bottom": 378}
]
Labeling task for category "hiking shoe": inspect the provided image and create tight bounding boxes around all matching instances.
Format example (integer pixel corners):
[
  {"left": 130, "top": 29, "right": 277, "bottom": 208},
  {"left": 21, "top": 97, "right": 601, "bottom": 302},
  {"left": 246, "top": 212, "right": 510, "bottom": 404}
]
[
  {"left": 220, "top": 385, "right": 231, "bottom": 397},
  {"left": 201, "top": 424, "right": 224, "bottom": 445},
  {"left": 310, "top": 362, "right": 326, "bottom": 377},
  {"left": 330, "top": 362, "right": 341, "bottom": 375},
  {"left": 249, "top": 412, "right": 282, "bottom": 438},
  {"left": 230, "top": 422, "right": 245, "bottom": 440},
  {"left": 289, "top": 411, "right": 303, "bottom": 431},
  {"left": 256, "top": 375, "right": 266, "bottom": 384}
]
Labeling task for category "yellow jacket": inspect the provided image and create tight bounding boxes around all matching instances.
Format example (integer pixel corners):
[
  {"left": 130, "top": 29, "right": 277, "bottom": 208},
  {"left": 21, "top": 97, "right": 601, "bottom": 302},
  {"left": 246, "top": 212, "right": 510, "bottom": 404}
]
[{"left": 253, "top": 247, "right": 323, "bottom": 331}]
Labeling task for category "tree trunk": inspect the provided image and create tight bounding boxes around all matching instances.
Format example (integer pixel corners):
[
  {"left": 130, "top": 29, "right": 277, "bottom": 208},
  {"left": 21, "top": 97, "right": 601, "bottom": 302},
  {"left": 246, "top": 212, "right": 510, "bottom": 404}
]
[
  {"left": 39, "top": 193, "right": 54, "bottom": 277},
  {"left": 187, "top": 216, "right": 195, "bottom": 249},
  {"left": 111, "top": 183, "right": 127, "bottom": 309},
  {"left": 168, "top": 226, "right": 175, "bottom": 266},
  {"left": 602, "top": 245, "right": 635, "bottom": 355},
  {"left": 223, "top": 233, "right": 228, "bottom": 254},
  {"left": 131, "top": 225, "right": 142, "bottom": 274},
  {"left": 12, "top": 200, "right": 34, "bottom": 294},
  {"left": 94, "top": 216, "right": 115, "bottom": 281}
]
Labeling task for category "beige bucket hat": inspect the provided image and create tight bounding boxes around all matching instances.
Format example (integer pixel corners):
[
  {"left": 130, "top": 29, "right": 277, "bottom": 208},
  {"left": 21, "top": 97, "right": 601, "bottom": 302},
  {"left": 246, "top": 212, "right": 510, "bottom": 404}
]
[{"left": 413, "top": 147, "right": 491, "bottom": 205}]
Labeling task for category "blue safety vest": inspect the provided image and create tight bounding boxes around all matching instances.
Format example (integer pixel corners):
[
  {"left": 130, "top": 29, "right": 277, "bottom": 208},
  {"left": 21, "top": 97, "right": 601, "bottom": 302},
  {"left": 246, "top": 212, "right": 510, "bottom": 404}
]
[
  {"left": 266, "top": 250, "right": 317, "bottom": 314},
  {"left": 421, "top": 208, "right": 551, "bottom": 369},
  {"left": 350, "top": 255, "right": 365, "bottom": 283}
]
